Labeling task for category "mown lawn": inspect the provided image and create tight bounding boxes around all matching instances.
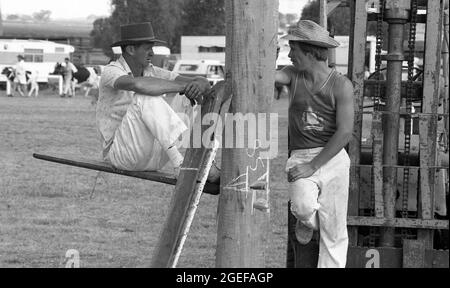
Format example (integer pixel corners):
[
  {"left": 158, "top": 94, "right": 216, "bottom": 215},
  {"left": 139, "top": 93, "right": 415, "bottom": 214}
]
[{"left": 0, "top": 89, "right": 290, "bottom": 268}]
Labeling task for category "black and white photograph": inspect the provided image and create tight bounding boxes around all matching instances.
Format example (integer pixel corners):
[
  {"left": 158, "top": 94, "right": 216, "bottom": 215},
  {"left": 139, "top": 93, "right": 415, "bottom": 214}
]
[{"left": 0, "top": 0, "right": 448, "bottom": 273}]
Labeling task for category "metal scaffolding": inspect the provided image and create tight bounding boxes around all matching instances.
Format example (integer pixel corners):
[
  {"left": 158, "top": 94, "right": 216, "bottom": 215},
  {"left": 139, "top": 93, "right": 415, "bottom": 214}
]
[{"left": 287, "top": 0, "right": 449, "bottom": 268}]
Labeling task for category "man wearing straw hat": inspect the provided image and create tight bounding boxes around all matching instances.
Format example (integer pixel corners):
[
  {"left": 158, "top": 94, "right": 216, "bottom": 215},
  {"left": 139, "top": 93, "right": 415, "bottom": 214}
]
[
  {"left": 276, "top": 20, "right": 355, "bottom": 268},
  {"left": 96, "top": 22, "right": 220, "bottom": 183}
]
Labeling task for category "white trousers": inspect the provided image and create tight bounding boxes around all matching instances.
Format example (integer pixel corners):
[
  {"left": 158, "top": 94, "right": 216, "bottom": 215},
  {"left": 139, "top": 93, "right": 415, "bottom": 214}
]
[
  {"left": 286, "top": 148, "right": 350, "bottom": 268},
  {"left": 108, "top": 93, "right": 194, "bottom": 171},
  {"left": 63, "top": 76, "right": 74, "bottom": 95}
]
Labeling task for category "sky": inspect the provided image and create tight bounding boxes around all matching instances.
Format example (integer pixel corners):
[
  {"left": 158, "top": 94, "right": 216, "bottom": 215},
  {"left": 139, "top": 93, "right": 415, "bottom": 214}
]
[
  {"left": 1, "top": 0, "right": 112, "bottom": 19},
  {"left": 2, "top": 0, "right": 308, "bottom": 19}
]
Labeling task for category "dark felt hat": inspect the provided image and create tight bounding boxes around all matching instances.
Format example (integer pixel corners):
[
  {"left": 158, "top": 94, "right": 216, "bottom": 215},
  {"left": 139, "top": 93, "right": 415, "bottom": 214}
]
[{"left": 111, "top": 22, "right": 166, "bottom": 47}]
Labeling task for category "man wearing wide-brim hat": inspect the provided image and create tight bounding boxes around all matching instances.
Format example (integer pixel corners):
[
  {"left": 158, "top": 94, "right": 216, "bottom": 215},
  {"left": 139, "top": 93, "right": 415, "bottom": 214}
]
[
  {"left": 96, "top": 22, "right": 219, "bottom": 185},
  {"left": 275, "top": 20, "right": 354, "bottom": 268}
]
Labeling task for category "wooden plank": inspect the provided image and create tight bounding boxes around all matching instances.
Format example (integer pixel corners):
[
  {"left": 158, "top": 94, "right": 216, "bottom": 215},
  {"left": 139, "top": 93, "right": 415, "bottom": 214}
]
[
  {"left": 295, "top": 244, "right": 403, "bottom": 268},
  {"left": 426, "top": 249, "right": 450, "bottom": 268},
  {"left": 33, "top": 153, "right": 220, "bottom": 195},
  {"left": 33, "top": 153, "right": 176, "bottom": 184},
  {"left": 319, "top": 0, "right": 327, "bottom": 28},
  {"left": 347, "top": 216, "right": 449, "bottom": 229},
  {"left": 372, "top": 111, "right": 384, "bottom": 218},
  {"left": 295, "top": 244, "right": 448, "bottom": 268},
  {"left": 170, "top": 137, "right": 220, "bottom": 267},
  {"left": 347, "top": 0, "right": 369, "bottom": 246},
  {"left": 403, "top": 240, "right": 426, "bottom": 268},
  {"left": 418, "top": 0, "right": 444, "bottom": 248},
  {"left": 151, "top": 82, "right": 231, "bottom": 268},
  {"left": 347, "top": 247, "right": 402, "bottom": 268},
  {"left": 364, "top": 80, "right": 423, "bottom": 101},
  {"left": 327, "top": 0, "right": 343, "bottom": 16}
]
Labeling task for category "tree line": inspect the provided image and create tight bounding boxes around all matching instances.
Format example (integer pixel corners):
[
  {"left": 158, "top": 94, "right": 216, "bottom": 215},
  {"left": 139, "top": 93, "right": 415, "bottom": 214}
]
[
  {"left": 91, "top": 0, "right": 379, "bottom": 59},
  {"left": 90, "top": 0, "right": 226, "bottom": 58}
]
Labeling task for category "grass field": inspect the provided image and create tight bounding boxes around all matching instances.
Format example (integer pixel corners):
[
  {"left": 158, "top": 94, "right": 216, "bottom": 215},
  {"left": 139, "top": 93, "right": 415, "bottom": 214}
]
[{"left": 0, "top": 88, "right": 291, "bottom": 268}]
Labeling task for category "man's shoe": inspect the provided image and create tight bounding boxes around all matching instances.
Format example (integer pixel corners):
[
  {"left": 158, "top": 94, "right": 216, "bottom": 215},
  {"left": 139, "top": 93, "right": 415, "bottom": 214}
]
[{"left": 295, "top": 220, "right": 314, "bottom": 245}]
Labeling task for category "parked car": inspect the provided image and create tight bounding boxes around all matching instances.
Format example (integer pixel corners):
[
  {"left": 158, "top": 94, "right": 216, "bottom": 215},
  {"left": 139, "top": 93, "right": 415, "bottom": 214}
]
[{"left": 172, "top": 59, "right": 224, "bottom": 85}]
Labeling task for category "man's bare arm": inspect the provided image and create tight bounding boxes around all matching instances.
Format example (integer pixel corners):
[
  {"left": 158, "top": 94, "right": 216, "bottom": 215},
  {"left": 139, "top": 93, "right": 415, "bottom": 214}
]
[
  {"left": 275, "top": 66, "right": 293, "bottom": 86},
  {"left": 114, "top": 75, "right": 187, "bottom": 96},
  {"left": 309, "top": 78, "right": 355, "bottom": 170}
]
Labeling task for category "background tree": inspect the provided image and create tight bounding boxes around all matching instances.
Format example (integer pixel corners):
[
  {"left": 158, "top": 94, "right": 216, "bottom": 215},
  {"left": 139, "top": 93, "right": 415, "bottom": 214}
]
[
  {"left": 91, "top": 0, "right": 184, "bottom": 58},
  {"left": 279, "top": 13, "right": 287, "bottom": 29},
  {"left": 180, "top": 0, "right": 225, "bottom": 36},
  {"left": 90, "top": 18, "right": 115, "bottom": 58},
  {"left": 6, "top": 14, "right": 20, "bottom": 21},
  {"left": 90, "top": 0, "right": 229, "bottom": 58},
  {"left": 285, "top": 13, "right": 298, "bottom": 26},
  {"left": 32, "top": 10, "right": 52, "bottom": 22},
  {"left": 300, "top": 0, "right": 378, "bottom": 36}
]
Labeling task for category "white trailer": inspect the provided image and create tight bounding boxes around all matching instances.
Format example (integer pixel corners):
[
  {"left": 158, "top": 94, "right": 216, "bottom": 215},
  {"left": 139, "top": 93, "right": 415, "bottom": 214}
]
[
  {"left": 181, "top": 36, "right": 226, "bottom": 62},
  {"left": 0, "top": 39, "right": 75, "bottom": 83}
]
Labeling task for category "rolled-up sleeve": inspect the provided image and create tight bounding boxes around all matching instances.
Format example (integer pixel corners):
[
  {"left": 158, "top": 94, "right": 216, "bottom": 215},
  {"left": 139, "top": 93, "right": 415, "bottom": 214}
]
[
  {"left": 151, "top": 66, "right": 179, "bottom": 81},
  {"left": 102, "top": 65, "right": 128, "bottom": 89}
]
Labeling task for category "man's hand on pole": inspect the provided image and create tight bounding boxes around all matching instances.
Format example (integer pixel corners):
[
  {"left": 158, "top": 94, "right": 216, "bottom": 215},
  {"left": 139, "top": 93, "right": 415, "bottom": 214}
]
[{"left": 184, "top": 77, "right": 211, "bottom": 105}]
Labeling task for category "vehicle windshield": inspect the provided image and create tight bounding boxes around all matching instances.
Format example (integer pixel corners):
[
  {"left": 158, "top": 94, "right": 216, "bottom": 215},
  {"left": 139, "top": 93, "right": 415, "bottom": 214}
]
[{"left": 207, "top": 65, "right": 224, "bottom": 78}]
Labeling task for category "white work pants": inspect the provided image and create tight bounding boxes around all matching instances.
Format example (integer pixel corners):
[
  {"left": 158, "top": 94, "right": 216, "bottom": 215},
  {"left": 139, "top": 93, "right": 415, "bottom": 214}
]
[
  {"left": 286, "top": 148, "right": 350, "bottom": 268},
  {"left": 108, "top": 94, "right": 194, "bottom": 171}
]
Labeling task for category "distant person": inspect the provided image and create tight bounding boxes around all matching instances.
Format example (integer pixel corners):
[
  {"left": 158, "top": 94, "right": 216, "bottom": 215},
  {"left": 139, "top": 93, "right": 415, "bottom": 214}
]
[
  {"left": 2, "top": 67, "right": 15, "bottom": 97},
  {"left": 62, "top": 57, "right": 78, "bottom": 98},
  {"left": 27, "top": 71, "right": 39, "bottom": 97},
  {"left": 14, "top": 55, "right": 28, "bottom": 97}
]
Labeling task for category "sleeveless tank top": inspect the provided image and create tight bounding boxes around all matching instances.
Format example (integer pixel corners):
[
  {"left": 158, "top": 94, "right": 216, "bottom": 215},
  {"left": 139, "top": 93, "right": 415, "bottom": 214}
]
[{"left": 289, "top": 68, "right": 341, "bottom": 151}]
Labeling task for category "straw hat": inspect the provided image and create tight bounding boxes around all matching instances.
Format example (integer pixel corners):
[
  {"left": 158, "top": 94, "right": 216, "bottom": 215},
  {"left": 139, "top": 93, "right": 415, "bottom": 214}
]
[
  {"left": 281, "top": 20, "right": 340, "bottom": 48},
  {"left": 111, "top": 22, "right": 166, "bottom": 47}
]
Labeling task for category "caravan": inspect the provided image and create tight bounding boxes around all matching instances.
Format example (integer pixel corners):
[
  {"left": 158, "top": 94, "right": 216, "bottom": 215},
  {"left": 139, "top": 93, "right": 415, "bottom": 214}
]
[{"left": 0, "top": 39, "right": 75, "bottom": 83}]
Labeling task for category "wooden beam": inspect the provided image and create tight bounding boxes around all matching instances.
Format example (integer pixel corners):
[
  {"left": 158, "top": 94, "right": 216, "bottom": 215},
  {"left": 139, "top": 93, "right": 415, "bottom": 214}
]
[
  {"left": 347, "top": 0, "right": 368, "bottom": 246},
  {"left": 327, "top": 1, "right": 343, "bottom": 16},
  {"left": 152, "top": 82, "right": 231, "bottom": 268},
  {"left": 418, "top": 0, "right": 445, "bottom": 249},
  {"left": 296, "top": 244, "right": 449, "bottom": 268},
  {"left": 319, "top": 0, "right": 328, "bottom": 28},
  {"left": 33, "top": 153, "right": 220, "bottom": 195},
  {"left": 347, "top": 216, "right": 449, "bottom": 229},
  {"left": 216, "top": 0, "right": 277, "bottom": 268},
  {"left": 403, "top": 240, "right": 426, "bottom": 268}
]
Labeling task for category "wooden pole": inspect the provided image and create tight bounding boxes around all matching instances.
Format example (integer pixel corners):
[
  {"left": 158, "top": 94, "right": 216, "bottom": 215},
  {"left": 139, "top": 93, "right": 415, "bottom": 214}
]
[
  {"left": 320, "top": 0, "right": 337, "bottom": 68},
  {"left": 216, "top": 0, "right": 278, "bottom": 268},
  {"left": 0, "top": 0, "right": 3, "bottom": 37},
  {"left": 442, "top": 4, "right": 449, "bottom": 151},
  {"left": 417, "top": 0, "right": 444, "bottom": 250},
  {"left": 319, "top": 0, "right": 328, "bottom": 28},
  {"left": 347, "top": 0, "right": 369, "bottom": 246}
]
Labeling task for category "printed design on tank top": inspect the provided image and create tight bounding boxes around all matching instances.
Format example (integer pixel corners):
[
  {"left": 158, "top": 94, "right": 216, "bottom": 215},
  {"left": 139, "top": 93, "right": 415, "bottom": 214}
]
[{"left": 302, "top": 106, "right": 325, "bottom": 132}]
